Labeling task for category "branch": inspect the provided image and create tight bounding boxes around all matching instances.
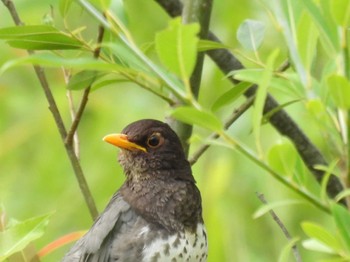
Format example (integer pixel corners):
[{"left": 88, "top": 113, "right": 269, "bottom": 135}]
[
  {"left": 257, "top": 192, "right": 302, "bottom": 262},
  {"left": 66, "top": 89, "right": 80, "bottom": 158},
  {"left": 154, "top": 0, "right": 346, "bottom": 205},
  {"left": 167, "top": 0, "right": 213, "bottom": 156},
  {"left": 189, "top": 95, "right": 255, "bottom": 165},
  {"left": 65, "top": 25, "right": 105, "bottom": 146},
  {"left": 1, "top": 0, "right": 99, "bottom": 219}
]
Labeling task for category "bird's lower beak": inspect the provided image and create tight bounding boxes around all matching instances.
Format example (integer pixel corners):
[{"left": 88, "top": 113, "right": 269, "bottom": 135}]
[{"left": 103, "top": 134, "right": 147, "bottom": 152}]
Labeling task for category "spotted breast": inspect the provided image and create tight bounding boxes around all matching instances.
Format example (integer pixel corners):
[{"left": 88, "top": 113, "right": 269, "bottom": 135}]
[{"left": 140, "top": 223, "right": 208, "bottom": 262}]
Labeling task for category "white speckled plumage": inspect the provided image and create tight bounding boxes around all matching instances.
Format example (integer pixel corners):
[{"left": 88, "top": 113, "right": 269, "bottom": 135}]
[{"left": 141, "top": 224, "right": 208, "bottom": 262}]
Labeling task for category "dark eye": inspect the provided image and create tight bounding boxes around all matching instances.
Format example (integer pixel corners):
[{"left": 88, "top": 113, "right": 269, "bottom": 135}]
[{"left": 147, "top": 132, "right": 164, "bottom": 148}]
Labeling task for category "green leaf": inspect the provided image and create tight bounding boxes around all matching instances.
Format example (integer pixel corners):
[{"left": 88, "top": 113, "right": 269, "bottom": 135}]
[
  {"left": 229, "top": 69, "right": 264, "bottom": 83},
  {"left": 237, "top": 19, "right": 266, "bottom": 51},
  {"left": 0, "top": 53, "right": 162, "bottom": 93},
  {"left": 89, "top": 0, "right": 111, "bottom": 10},
  {"left": 297, "top": 13, "right": 319, "bottom": 72},
  {"left": 331, "top": 0, "right": 350, "bottom": 26},
  {"left": 262, "top": 99, "right": 301, "bottom": 124},
  {"left": 0, "top": 53, "right": 129, "bottom": 74},
  {"left": 335, "top": 189, "right": 350, "bottom": 203},
  {"left": 77, "top": 0, "right": 109, "bottom": 28},
  {"left": 0, "top": 25, "right": 83, "bottom": 50},
  {"left": 77, "top": 0, "right": 187, "bottom": 99},
  {"left": 327, "top": 74, "right": 350, "bottom": 109},
  {"left": 0, "top": 212, "right": 53, "bottom": 260},
  {"left": 253, "top": 199, "right": 302, "bottom": 219},
  {"left": 211, "top": 82, "right": 251, "bottom": 111},
  {"left": 302, "top": 221, "right": 343, "bottom": 253},
  {"left": 197, "top": 39, "right": 230, "bottom": 52},
  {"left": 59, "top": 0, "right": 73, "bottom": 17},
  {"left": 155, "top": 18, "right": 200, "bottom": 79},
  {"left": 305, "top": 98, "right": 327, "bottom": 118},
  {"left": 202, "top": 137, "right": 235, "bottom": 150},
  {"left": 109, "top": 0, "right": 128, "bottom": 25},
  {"left": 229, "top": 69, "right": 295, "bottom": 91},
  {"left": 253, "top": 49, "right": 279, "bottom": 155},
  {"left": 331, "top": 203, "right": 350, "bottom": 251},
  {"left": 171, "top": 106, "right": 223, "bottom": 132},
  {"left": 67, "top": 71, "right": 105, "bottom": 90},
  {"left": 104, "top": 42, "right": 149, "bottom": 71},
  {"left": 272, "top": 0, "right": 308, "bottom": 86},
  {"left": 301, "top": 0, "right": 340, "bottom": 55},
  {"left": 1, "top": 53, "right": 163, "bottom": 93},
  {"left": 302, "top": 239, "right": 336, "bottom": 254},
  {"left": 91, "top": 78, "right": 129, "bottom": 91},
  {"left": 267, "top": 141, "right": 297, "bottom": 176},
  {"left": 314, "top": 160, "right": 339, "bottom": 203},
  {"left": 278, "top": 238, "right": 299, "bottom": 262}
]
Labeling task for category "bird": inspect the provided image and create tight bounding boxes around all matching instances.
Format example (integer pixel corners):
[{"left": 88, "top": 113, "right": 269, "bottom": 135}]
[{"left": 62, "top": 119, "right": 207, "bottom": 262}]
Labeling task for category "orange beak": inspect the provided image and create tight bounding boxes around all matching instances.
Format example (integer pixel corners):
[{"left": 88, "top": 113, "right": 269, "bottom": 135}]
[{"left": 103, "top": 134, "right": 146, "bottom": 152}]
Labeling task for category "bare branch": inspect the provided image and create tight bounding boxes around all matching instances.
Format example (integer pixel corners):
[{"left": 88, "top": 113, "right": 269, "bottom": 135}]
[
  {"left": 67, "top": 90, "right": 80, "bottom": 158},
  {"left": 62, "top": 68, "right": 80, "bottom": 158},
  {"left": 257, "top": 192, "right": 302, "bottom": 262},
  {"left": 65, "top": 86, "right": 91, "bottom": 146},
  {"left": 65, "top": 25, "right": 105, "bottom": 146}
]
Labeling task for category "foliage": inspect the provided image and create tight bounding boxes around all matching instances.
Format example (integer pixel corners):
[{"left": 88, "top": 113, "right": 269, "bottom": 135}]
[
  {"left": 1, "top": 0, "right": 350, "bottom": 261},
  {"left": 0, "top": 212, "right": 52, "bottom": 260}
]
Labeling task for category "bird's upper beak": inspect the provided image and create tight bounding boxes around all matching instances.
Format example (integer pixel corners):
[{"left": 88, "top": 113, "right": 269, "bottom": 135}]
[{"left": 103, "top": 134, "right": 147, "bottom": 152}]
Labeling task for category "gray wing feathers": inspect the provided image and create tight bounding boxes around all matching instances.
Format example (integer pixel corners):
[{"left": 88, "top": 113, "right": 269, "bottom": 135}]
[{"left": 62, "top": 193, "right": 131, "bottom": 262}]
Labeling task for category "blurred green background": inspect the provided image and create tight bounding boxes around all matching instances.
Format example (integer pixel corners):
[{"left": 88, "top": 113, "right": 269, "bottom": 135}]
[{"left": 0, "top": 0, "right": 336, "bottom": 261}]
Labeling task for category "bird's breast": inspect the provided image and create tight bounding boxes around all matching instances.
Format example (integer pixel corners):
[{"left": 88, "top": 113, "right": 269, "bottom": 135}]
[{"left": 140, "top": 223, "right": 208, "bottom": 262}]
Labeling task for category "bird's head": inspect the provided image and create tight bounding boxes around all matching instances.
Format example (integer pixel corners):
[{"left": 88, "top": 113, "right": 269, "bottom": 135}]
[{"left": 103, "top": 119, "right": 193, "bottom": 182}]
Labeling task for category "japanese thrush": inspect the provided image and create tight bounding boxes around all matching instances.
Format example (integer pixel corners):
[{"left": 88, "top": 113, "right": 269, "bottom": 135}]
[{"left": 62, "top": 119, "right": 207, "bottom": 262}]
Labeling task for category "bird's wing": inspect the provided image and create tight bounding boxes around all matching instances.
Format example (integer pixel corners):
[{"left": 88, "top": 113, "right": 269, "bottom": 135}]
[{"left": 61, "top": 192, "right": 133, "bottom": 262}]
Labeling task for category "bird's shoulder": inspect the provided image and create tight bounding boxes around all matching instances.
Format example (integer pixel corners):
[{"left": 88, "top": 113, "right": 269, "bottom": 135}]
[{"left": 62, "top": 192, "right": 147, "bottom": 262}]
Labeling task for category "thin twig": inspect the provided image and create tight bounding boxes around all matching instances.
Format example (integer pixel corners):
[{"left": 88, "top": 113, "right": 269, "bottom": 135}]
[
  {"left": 256, "top": 192, "right": 302, "bottom": 262},
  {"left": 63, "top": 68, "right": 80, "bottom": 158},
  {"left": 65, "top": 86, "right": 91, "bottom": 146},
  {"left": 65, "top": 25, "right": 105, "bottom": 146},
  {"left": 189, "top": 95, "right": 255, "bottom": 165},
  {"left": 66, "top": 90, "right": 80, "bottom": 158},
  {"left": 1, "top": 0, "right": 98, "bottom": 219},
  {"left": 63, "top": 67, "right": 80, "bottom": 158}
]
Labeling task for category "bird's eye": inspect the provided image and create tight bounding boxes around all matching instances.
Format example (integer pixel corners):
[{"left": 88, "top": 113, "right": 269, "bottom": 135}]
[{"left": 147, "top": 132, "right": 164, "bottom": 148}]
